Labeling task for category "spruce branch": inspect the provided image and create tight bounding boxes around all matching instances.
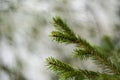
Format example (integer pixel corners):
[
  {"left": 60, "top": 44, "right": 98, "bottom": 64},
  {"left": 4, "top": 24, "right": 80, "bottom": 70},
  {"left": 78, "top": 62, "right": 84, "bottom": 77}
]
[
  {"left": 53, "top": 17, "right": 75, "bottom": 36},
  {"left": 73, "top": 47, "right": 120, "bottom": 74},
  {"left": 47, "top": 16, "right": 120, "bottom": 80},
  {"left": 73, "top": 48, "right": 91, "bottom": 60},
  {"left": 50, "top": 17, "right": 120, "bottom": 75},
  {"left": 46, "top": 57, "right": 101, "bottom": 80},
  {"left": 50, "top": 31, "right": 77, "bottom": 44},
  {"left": 46, "top": 57, "right": 74, "bottom": 73}
]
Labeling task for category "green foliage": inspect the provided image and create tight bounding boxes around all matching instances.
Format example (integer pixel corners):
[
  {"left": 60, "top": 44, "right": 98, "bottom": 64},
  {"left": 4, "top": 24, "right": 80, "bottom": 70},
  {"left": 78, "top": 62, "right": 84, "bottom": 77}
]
[
  {"left": 53, "top": 17, "right": 75, "bottom": 36},
  {"left": 46, "top": 17, "right": 120, "bottom": 80},
  {"left": 46, "top": 57, "right": 100, "bottom": 80}
]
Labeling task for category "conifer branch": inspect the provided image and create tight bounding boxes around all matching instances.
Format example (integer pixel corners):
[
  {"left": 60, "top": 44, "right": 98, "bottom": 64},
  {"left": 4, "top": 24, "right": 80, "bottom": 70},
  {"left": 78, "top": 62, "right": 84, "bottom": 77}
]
[
  {"left": 50, "top": 17, "right": 120, "bottom": 75},
  {"left": 50, "top": 31, "right": 77, "bottom": 44},
  {"left": 47, "top": 17, "right": 120, "bottom": 80},
  {"left": 73, "top": 47, "right": 120, "bottom": 75},
  {"left": 53, "top": 17, "right": 75, "bottom": 36},
  {"left": 73, "top": 48, "right": 90, "bottom": 60},
  {"left": 46, "top": 57, "right": 101, "bottom": 79}
]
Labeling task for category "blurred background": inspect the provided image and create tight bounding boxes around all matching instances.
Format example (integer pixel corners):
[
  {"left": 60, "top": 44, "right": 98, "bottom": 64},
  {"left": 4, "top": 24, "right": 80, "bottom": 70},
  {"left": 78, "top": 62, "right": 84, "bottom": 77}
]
[{"left": 0, "top": 0, "right": 120, "bottom": 80}]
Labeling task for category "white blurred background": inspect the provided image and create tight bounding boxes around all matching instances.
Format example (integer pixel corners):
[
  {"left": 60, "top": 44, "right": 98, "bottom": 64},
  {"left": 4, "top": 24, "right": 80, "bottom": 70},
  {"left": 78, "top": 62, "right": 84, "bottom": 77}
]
[{"left": 0, "top": 0, "right": 120, "bottom": 80}]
